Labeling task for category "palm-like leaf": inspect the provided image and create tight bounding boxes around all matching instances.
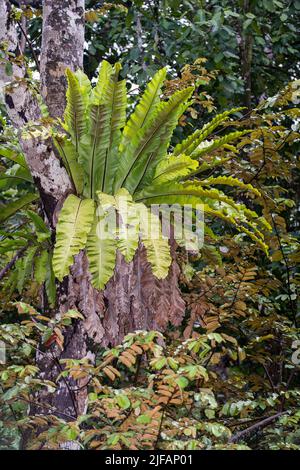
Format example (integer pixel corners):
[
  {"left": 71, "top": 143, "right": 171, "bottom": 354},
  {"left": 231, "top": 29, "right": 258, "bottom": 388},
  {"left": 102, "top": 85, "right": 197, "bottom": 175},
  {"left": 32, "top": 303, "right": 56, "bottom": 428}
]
[{"left": 54, "top": 135, "right": 83, "bottom": 194}]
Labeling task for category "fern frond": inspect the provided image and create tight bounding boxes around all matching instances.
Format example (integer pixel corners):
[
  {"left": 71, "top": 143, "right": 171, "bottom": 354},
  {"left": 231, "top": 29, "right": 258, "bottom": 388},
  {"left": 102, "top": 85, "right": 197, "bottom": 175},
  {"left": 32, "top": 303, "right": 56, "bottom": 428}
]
[
  {"left": 0, "top": 146, "right": 29, "bottom": 169},
  {"left": 74, "top": 69, "right": 92, "bottom": 105},
  {"left": 152, "top": 154, "right": 199, "bottom": 184},
  {"left": 140, "top": 209, "right": 171, "bottom": 279},
  {"left": 0, "top": 193, "right": 39, "bottom": 224},
  {"left": 103, "top": 64, "right": 127, "bottom": 194},
  {"left": 135, "top": 182, "right": 267, "bottom": 248},
  {"left": 173, "top": 107, "right": 244, "bottom": 156},
  {"left": 191, "top": 130, "right": 251, "bottom": 160},
  {"left": 64, "top": 69, "right": 88, "bottom": 151},
  {"left": 53, "top": 195, "right": 95, "bottom": 281},
  {"left": 26, "top": 210, "right": 50, "bottom": 242},
  {"left": 115, "top": 87, "right": 194, "bottom": 194},
  {"left": 80, "top": 62, "right": 127, "bottom": 198},
  {"left": 134, "top": 181, "right": 255, "bottom": 217},
  {"left": 90, "top": 60, "right": 113, "bottom": 104},
  {"left": 16, "top": 246, "right": 37, "bottom": 294},
  {"left": 185, "top": 156, "right": 232, "bottom": 178},
  {"left": 115, "top": 189, "right": 139, "bottom": 263},
  {"left": 119, "top": 67, "right": 167, "bottom": 153},
  {"left": 54, "top": 135, "right": 84, "bottom": 195},
  {"left": 45, "top": 251, "right": 56, "bottom": 307},
  {"left": 86, "top": 210, "right": 117, "bottom": 290},
  {"left": 198, "top": 176, "right": 261, "bottom": 197},
  {"left": 34, "top": 249, "right": 49, "bottom": 284}
]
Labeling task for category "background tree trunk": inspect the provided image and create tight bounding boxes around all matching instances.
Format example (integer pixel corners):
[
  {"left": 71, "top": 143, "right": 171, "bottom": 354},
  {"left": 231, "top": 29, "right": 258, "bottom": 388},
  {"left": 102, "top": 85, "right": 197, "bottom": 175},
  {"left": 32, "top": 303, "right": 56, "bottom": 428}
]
[{"left": 0, "top": 0, "right": 185, "bottom": 440}]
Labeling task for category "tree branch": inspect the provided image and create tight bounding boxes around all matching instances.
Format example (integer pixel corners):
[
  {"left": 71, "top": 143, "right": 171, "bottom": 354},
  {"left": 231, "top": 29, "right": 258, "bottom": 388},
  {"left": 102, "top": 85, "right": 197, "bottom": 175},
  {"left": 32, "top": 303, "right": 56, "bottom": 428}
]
[
  {"left": 229, "top": 412, "right": 286, "bottom": 443},
  {"left": 0, "top": 244, "right": 29, "bottom": 281}
]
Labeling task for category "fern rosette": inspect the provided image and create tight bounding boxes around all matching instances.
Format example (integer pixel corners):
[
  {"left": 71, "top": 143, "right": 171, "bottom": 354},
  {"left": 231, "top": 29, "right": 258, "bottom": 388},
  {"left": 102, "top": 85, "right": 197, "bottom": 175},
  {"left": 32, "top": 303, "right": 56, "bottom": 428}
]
[{"left": 51, "top": 61, "right": 269, "bottom": 290}]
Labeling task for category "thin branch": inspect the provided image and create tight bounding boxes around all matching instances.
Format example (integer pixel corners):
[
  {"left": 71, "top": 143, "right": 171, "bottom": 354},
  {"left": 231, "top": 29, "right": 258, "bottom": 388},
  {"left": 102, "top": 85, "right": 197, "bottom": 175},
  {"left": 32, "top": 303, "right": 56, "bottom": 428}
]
[
  {"left": 16, "top": 19, "right": 40, "bottom": 71},
  {"left": 0, "top": 244, "right": 29, "bottom": 282},
  {"left": 247, "top": 130, "right": 266, "bottom": 184},
  {"left": 262, "top": 363, "right": 276, "bottom": 392},
  {"left": 154, "top": 408, "right": 165, "bottom": 449},
  {"left": 229, "top": 411, "right": 286, "bottom": 443},
  {"left": 52, "top": 354, "right": 78, "bottom": 419},
  {"left": 15, "top": 396, "right": 76, "bottom": 421}
]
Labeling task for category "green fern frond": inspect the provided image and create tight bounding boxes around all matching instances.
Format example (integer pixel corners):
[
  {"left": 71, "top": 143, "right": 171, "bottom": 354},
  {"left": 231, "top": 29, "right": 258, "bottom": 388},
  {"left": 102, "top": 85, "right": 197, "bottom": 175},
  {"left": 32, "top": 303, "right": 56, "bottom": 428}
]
[
  {"left": 53, "top": 195, "right": 95, "bottom": 281},
  {"left": 198, "top": 176, "right": 261, "bottom": 197},
  {"left": 0, "top": 193, "right": 39, "bottom": 224},
  {"left": 115, "top": 87, "right": 194, "bottom": 194},
  {"left": 16, "top": 246, "right": 37, "bottom": 294},
  {"left": 50, "top": 63, "right": 270, "bottom": 289},
  {"left": 115, "top": 189, "right": 139, "bottom": 263},
  {"left": 74, "top": 69, "right": 92, "bottom": 105},
  {"left": 152, "top": 154, "right": 199, "bottom": 184},
  {"left": 34, "top": 249, "right": 49, "bottom": 284},
  {"left": 79, "top": 62, "right": 127, "bottom": 198},
  {"left": 140, "top": 209, "right": 172, "bottom": 279},
  {"left": 64, "top": 69, "right": 88, "bottom": 151},
  {"left": 119, "top": 67, "right": 167, "bottom": 153},
  {"left": 191, "top": 130, "right": 251, "bottom": 160},
  {"left": 90, "top": 60, "right": 113, "bottom": 104},
  {"left": 102, "top": 63, "right": 127, "bottom": 194},
  {"left": 134, "top": 182, "right": 267, "bottom": 248},
  {"left": 54, "top": 135, "right": 84, "bottom": 194},
  {"left": 86, "top": 210, "right": 117, "bottom": 290},
  {"left": 173, "top": 107, "right": 245, "bottom": 156}
]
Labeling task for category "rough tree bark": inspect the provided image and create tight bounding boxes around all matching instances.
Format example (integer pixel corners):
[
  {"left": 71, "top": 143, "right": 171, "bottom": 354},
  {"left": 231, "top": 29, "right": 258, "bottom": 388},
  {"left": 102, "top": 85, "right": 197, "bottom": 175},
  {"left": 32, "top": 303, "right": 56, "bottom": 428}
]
[{"left": 0, "top": 0, "right": 185, "bottom": 441}]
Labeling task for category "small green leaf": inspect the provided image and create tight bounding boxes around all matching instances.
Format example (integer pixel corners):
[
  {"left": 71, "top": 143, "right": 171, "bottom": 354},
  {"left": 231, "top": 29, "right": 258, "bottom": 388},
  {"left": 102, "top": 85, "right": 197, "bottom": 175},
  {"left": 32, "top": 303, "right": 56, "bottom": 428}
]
[
  {"left": 5, "top": 61, "right": 13, "bottom": 76},
  {"left": 3, "top": 385, "right": 19, "bottom": 401},
  {"left": 88, "top": 392, "right": 98, "bottom": 402},
  {"left": 116, "top": 394, "right": 131, "bottom": 410},
  {"left": 136, "top": 414, "right": 152, "bottom": 425},
  {"left": 176, "top": 376, "right": 189, "bottom": 389}
]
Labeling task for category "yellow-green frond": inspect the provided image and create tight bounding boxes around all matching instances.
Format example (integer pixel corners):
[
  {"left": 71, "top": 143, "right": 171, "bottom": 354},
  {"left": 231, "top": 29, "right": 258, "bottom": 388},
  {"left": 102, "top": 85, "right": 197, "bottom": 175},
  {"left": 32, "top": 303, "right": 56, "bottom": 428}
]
[{"left": 53, "top": 195, "right": 95, "bottom": 281}]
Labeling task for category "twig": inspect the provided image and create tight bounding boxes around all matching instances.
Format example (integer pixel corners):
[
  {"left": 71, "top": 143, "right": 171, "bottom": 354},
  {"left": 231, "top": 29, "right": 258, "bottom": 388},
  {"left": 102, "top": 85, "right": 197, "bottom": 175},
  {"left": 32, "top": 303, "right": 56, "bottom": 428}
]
[
  {"left": 134, "top": 354, "right": 142, "bottom": 384},
  {"left": 154, "top": 408, "right": 165, "bottom": 450},
  {"left": 262, "top": 363, "right": 276, "bottom": 392},
  {"left": 16, "top": 19, "right": 40, "bottom": 72},
  {"left": 247, "top": 130, "right": 266, "bottom": 184},
  {"left": 14, "top": 396, "right": 76, "bottom": 421},
  {"left": 52, "top": 354, "right": 78, "bottom": 419},
  {"left": 0, "top": 244, "right": 29, "bottom": 281},
  {"left": 229, "top": 411, "right": 286, "bottom": 443}
]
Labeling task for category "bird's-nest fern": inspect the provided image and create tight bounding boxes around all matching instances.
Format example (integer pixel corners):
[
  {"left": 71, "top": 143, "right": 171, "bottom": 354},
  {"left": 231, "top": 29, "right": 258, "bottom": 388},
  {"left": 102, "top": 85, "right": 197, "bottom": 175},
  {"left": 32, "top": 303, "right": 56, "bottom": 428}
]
[{"left": 51, "top": 61, "right": 270, "bottom": 290}]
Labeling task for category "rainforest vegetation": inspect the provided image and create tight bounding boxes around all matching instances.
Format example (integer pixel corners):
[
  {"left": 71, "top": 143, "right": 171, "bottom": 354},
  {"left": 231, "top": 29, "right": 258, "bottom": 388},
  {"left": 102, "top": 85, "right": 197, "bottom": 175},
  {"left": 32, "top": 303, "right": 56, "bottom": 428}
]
[{"left": 0, "top": 0, "right": 299, "bottom": 451}]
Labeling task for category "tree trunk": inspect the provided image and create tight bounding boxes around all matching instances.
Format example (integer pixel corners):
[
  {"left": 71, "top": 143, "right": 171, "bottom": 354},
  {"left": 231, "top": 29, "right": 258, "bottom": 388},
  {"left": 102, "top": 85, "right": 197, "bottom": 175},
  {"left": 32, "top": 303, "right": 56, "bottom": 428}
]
[{"left": 0, "top": 0, "right": 185, "bottom": 443}]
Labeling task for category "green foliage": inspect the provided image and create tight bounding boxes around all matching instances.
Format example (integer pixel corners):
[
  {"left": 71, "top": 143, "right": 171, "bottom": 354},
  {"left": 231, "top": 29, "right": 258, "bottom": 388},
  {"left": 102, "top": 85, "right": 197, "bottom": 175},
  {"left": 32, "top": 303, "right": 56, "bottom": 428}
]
[
  {"left": 52, "top": 195, "right": 95, "bottom": 281},
  {"left": 1, "top": 319, "right": 299, "bottom": 450},
  {"left": 0, "top": 193, "right": 38, "bottom": 224},
  {"left": 82, "top": 0, "right": 300, "bottom": 111},
  {"left": 0, "top": 12, "right": 299, "bottom": 451},
  {"left": 52, "top": 62, "right": 269, "bottom": 289}
]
